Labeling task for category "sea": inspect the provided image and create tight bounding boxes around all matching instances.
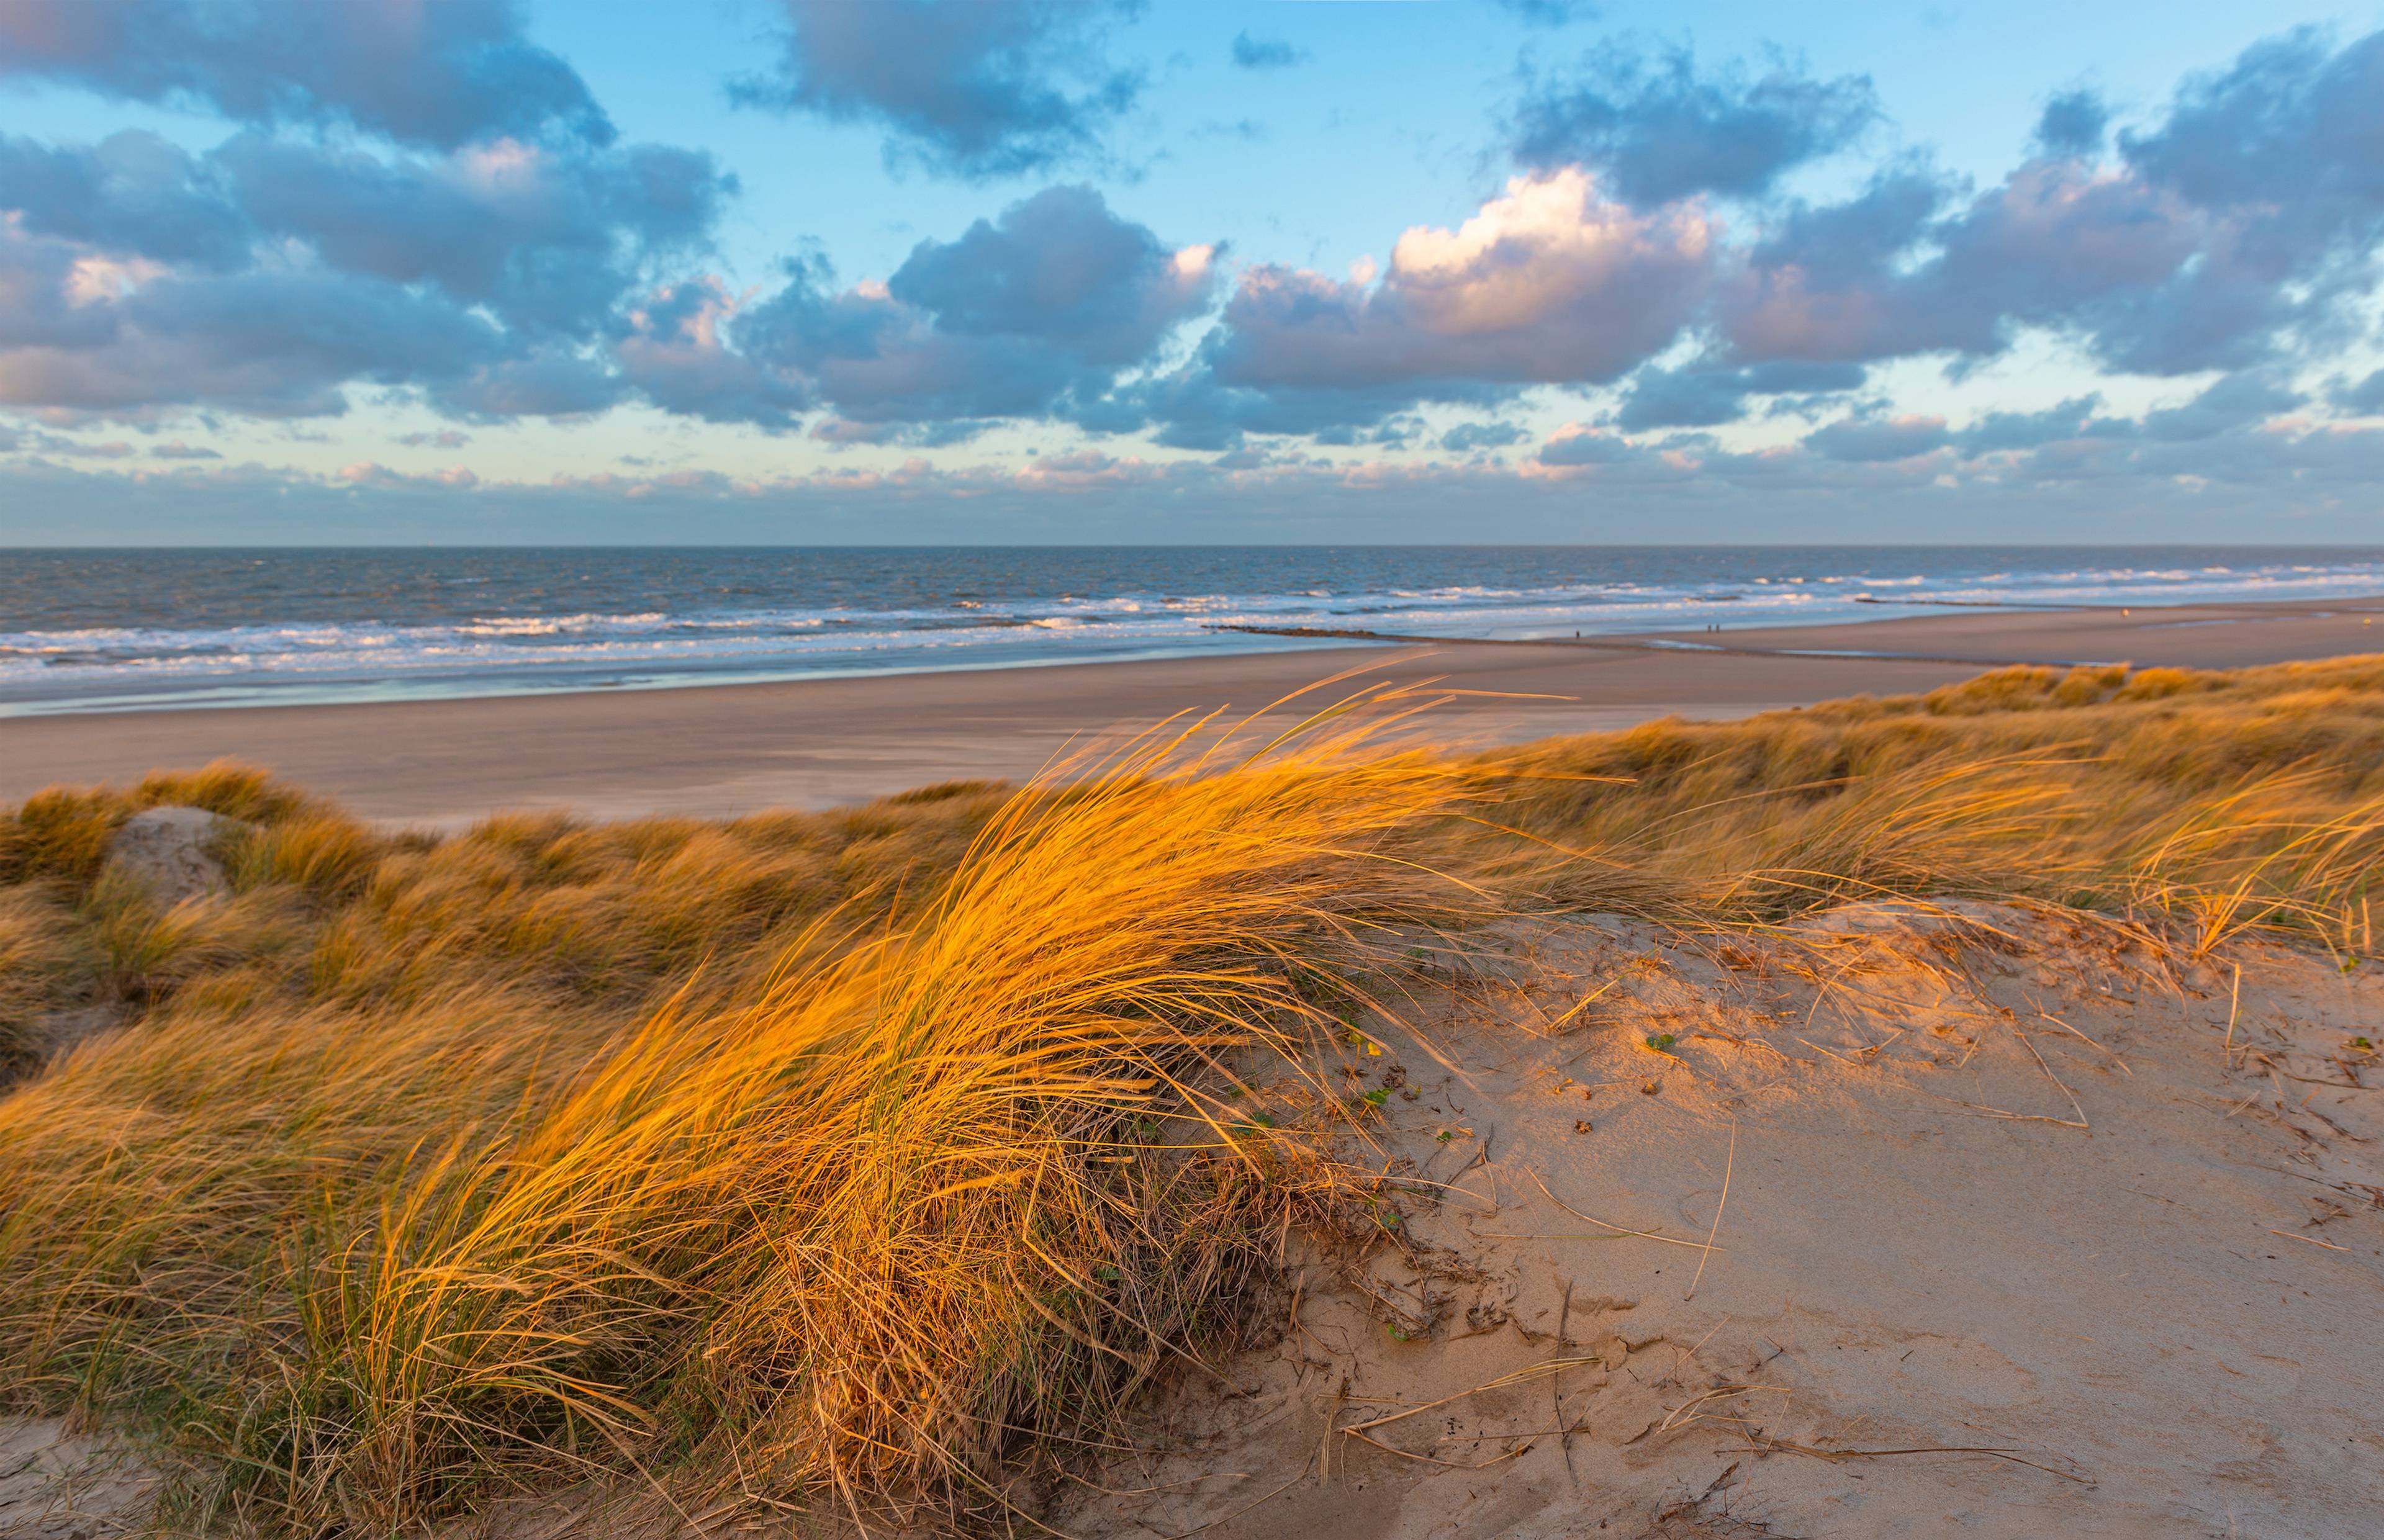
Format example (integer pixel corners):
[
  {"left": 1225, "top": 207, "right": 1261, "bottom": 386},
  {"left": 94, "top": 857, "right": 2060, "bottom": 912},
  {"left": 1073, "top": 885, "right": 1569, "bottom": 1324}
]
[{"left": 3, "top": 546, "right": 2382, "bottom": 716}]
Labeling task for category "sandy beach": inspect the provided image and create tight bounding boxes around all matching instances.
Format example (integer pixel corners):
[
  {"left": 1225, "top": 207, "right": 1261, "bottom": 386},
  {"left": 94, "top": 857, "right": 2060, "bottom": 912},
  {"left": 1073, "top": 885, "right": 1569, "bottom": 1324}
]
[{"left": 5, "top": 594, "right": 2381, "bottom": 823}]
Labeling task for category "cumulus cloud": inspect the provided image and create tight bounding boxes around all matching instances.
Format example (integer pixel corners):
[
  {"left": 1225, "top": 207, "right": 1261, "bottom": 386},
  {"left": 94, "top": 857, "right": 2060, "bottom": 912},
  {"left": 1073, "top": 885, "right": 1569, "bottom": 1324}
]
[
  {"left": 1952, "top": 395, "right": 2115, "bottom": 454},
  {"left": 218, "top": 136, "right": 732, "bottom": 335},
  {"left": 0, "top": 130, "right": 736, "bottom": 418},
  {"left": 1535, "top": 422, "right": 1650, "bottom": 467},
  {"left": 611, "top": 279, "right": 811, "bottom": 428},
  {"left": 1206, "top": 170, "right": 1707, "bottom": 393},
  {"left": 0, "top": 2, "right": 736, "bottom": 423},
  {"left": 882, "top": 184, "right": 1215, "bottom": 362},
  {"left": 732, "top": 186, "right": 1214, "bottom": 425},
  {"left": 2139, "top": 372, "right": 2302, "bottom": 441},
  {"left": 1515, "top": 43, "right": 1877, "bottom": 205},
  {"left": 45, "top": 263, "right": 520, "bottom": 417},
  {"left": 2034, "top": 89, "right": 2109, "bottom": 156},
  {"left": 2122, "top": 28, "right": 2384, "bottom": 254},
  {"left": 733, "top": 0, "right": 1145, "bottom": 179},
  {"left": 0, "top": 132, "right": 248, "bottom": 269},
  {"left": 1612, "top": 358, "right": 1863, "bottom": 429},
  {"left": 0, "top": 231, "right": 516, "bottom": 417},
  {"left": 1804, "top": 413, "right": 1951, "bottom": 462},
  {"left": 1440, "top": 420, "right": 1530, "bottom": 451},
  {"left": 7, "top": 11, "right": 2381, "bottom": 469},
  {"left": 1722, "top": 161, "right": 2204, "bottom": 369},
  {"left": 1720, "top": 27, "right": 2384, "bottom": 382},
  {"left": 1491, "top": 0, "right": 1591, "bottom": 25},
  {"left": 0, "top": 0, "right": 610, "bottom": 149},
  {"left": 1230, "top": 32, "right": 1306, "bottom": 71},
  {"left": 432, "top": 345, "right": 623, "bottom": 421},
  {"left": 1093, "top": 169, "right": 1711, "bottom": 445}
]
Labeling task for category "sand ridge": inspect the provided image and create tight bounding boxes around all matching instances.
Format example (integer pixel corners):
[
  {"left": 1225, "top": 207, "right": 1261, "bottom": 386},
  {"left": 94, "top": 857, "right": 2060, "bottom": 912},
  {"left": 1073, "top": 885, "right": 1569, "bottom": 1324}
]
[
  {"left": 1055, "top": 904, "right": 2384, "bottom": 1538},
  {"left": 4, "top": 903, "right": 2376, "bottom": 1537}
]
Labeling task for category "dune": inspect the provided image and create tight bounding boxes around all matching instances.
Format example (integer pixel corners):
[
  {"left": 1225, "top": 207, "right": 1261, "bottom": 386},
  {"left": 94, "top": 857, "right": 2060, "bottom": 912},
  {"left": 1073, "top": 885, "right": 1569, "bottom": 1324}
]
[
  {"left": 2, "top": 655, "right": 2382, "bottom": 1538},
  {"left": 1055, "top": 904, "right": 2383, "bottom": 1538}
]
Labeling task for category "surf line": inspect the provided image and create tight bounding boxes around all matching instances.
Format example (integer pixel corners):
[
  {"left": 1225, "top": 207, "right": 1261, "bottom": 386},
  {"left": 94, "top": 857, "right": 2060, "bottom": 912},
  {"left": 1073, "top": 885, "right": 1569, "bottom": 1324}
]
[{"left": 1203, "top": 623, "right": 2125, "bottom": 672}]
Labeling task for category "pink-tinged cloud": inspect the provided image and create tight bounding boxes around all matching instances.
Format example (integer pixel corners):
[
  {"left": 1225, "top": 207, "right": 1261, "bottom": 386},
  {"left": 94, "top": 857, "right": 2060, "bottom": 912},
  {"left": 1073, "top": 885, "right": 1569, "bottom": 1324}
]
[{"left": 1209, "top": 170, "right": 1714, "bottom": 391}]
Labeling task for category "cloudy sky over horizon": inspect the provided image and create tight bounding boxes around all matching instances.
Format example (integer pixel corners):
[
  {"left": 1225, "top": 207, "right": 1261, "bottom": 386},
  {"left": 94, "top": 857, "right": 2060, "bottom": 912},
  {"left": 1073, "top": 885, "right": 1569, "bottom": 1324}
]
[{"left": 5, "top": 0, "right": 2384, "bottom": 543}]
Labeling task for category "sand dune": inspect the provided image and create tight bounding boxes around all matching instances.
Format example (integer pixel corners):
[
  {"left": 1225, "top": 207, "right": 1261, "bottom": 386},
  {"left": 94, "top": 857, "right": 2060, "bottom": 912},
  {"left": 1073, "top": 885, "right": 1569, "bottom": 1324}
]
[
  {"left": 1059, "top": 905, "right": 2384, "bottom": 1538},
  {"left": 18, "top": 901, "right": 2372, "bottom": 1538},
  {"left": 7, "top": 652, "right": 2384, "bottom": 1538}
]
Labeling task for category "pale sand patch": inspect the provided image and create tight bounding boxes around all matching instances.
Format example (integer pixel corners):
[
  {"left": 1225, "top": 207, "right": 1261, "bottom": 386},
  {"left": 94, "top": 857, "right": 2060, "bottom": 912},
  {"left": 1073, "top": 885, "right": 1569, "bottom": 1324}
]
[
  {"left": 1055, "top": 904, "right": 2384, "bottom": 1539},
  {"left": 0, "top": 1418, "right": 158, "bottom": 1539}
]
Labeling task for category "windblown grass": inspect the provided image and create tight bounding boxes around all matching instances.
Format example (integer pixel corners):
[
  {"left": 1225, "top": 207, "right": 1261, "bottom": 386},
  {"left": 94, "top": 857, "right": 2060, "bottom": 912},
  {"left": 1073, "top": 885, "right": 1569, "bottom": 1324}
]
[
  {"left": 1483, "top": 653, "right": 2384, "bottom": 955},
  {"left": 0, "top": 691, "right": 1472, "bottom": 1533},
  {"left": 3, "top": 655, "right": 2383, "bottom": 1534}
]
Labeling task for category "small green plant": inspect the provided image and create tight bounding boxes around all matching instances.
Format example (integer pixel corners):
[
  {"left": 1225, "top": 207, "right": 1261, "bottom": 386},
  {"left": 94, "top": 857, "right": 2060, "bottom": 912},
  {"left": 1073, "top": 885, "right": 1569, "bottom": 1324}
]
[{"left": 1645, "top": 1032, "right": 1677, "bottom": 1053}]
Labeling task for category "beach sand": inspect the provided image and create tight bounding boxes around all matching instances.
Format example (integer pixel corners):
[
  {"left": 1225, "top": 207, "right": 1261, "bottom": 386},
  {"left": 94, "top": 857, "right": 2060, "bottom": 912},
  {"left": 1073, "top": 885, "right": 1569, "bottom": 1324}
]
[
  {"left": 1052, "top": 903, "right": 2384, "bottom": 1538},
  {"left": 5, "top": 595, "right": 2382, "bottom": 824}
]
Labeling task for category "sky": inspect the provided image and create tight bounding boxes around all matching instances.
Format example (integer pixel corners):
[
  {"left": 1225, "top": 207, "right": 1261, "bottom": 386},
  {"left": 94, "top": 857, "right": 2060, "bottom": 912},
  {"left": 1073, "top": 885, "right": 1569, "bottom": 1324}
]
[{"left": 4, "top": 0, "right": 2384, "bottom": 544}]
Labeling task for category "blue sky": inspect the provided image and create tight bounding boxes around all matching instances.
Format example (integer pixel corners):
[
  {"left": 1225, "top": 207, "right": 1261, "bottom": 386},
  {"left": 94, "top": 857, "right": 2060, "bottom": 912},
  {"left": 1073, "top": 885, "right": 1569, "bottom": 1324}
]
[{"left": 4, "top": 0, "right": 2384, "bottom": 543}]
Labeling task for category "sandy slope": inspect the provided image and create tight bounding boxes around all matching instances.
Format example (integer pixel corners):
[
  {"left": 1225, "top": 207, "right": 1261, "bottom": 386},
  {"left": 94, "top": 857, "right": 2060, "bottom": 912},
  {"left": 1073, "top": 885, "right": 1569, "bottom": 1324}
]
[
  {"left": 5, "top": 904, "right": 2378, "bottom": 1539},
  {"left": 1057, "top": 905, "right": 2384, "bottom": 1539}
]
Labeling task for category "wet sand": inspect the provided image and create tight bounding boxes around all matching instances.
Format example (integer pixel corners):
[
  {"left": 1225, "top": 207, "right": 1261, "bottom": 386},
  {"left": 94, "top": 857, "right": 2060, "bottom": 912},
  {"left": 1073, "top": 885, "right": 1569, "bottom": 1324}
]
[{"left": 4, "top": 594, "right": 2380, "bottom": 824}]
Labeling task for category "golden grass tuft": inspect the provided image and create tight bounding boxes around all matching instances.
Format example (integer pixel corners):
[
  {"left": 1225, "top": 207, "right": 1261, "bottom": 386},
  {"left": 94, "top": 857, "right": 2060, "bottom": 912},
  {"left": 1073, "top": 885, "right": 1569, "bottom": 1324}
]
[
  {"left": 1484, "top": 654, "right": 2384, "bottom": 953},
  {"left": 0, "top": 691, "right": 1473, "bottom": 1532}
]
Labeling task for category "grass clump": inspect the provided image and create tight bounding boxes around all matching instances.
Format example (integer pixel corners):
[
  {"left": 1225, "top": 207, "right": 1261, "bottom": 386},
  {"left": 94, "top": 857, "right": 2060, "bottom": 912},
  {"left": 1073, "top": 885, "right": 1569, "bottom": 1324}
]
[
  {"left": 1485, "top": 654, "right": 2384, "bottom": 954},
  {"left": 0, "top": 888, "right": 89, "bottom": 1081},
  {"left": 0, "top": 696, "right": 1470, "bottom": 1533}
]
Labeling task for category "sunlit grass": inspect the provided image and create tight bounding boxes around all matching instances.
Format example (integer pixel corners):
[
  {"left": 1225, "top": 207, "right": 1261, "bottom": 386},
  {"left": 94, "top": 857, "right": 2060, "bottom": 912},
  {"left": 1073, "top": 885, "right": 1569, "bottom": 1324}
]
[
  {"left": 0, "top": 685, "right": 1474, "bottom": 1531},
  {"left": 2, "top": 655, "right": 2383, "bottom": 1531},
  {"left": 1483, "top": 654, "right": 2384, "bottom": 955}
]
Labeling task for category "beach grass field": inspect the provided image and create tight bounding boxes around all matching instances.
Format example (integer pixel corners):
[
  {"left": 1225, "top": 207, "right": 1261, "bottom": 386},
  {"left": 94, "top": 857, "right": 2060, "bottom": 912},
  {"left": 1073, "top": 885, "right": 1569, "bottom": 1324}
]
[{"left": 4, "top": 654, "right": 2383, "bottom": 1534}]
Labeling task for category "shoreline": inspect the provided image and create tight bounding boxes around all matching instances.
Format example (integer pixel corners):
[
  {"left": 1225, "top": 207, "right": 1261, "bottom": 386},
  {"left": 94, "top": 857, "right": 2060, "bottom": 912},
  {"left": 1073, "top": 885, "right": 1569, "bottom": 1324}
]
[{"left": 5, "top": 594, "right": 2382, "bottom": 824}]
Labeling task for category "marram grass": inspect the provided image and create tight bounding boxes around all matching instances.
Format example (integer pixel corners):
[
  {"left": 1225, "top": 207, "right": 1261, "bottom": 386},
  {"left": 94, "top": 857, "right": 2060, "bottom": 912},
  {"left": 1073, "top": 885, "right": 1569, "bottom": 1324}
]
[
  {"left": 3, "top": 657, "right": 2384, "bottom": 1533},
  {"left": 0, "top": 687, "right": 1476, "bottom": 1533}
]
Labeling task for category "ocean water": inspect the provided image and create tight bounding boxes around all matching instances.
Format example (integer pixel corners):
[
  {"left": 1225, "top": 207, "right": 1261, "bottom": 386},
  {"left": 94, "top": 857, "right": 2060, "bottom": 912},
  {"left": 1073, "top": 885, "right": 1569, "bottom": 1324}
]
[{"left": 3, "top": 546, "right": 2382, "bottom": 716}]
